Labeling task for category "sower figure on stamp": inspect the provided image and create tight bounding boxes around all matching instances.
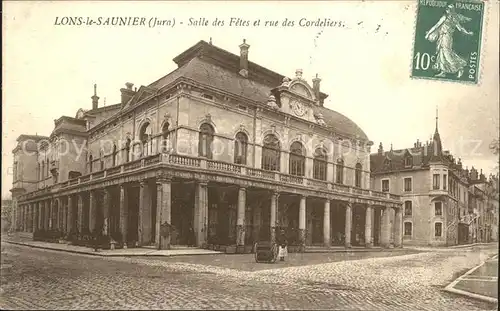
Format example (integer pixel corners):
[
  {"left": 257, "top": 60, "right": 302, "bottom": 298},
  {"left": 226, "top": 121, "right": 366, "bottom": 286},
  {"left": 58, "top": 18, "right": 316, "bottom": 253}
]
[
  {"left": 277, "top": 229, "right": 288, "bottom": 262},
  {"left": 425, "top": 4, "right": 474, "bottom": 78}
]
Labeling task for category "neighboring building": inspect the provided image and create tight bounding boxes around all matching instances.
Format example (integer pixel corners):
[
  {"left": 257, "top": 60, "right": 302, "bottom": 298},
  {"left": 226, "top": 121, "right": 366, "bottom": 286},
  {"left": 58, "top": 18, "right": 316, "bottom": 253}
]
[
  {"left": 9, "top": 39, "right": 402, "bottom": 251},
  {"left": 370, "top": 117, "right": 498, "bottom": 246}
]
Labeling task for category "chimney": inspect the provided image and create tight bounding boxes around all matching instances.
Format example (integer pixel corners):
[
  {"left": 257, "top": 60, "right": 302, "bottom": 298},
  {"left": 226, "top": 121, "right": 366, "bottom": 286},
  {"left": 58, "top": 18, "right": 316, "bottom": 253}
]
[
  {"left": 120, "top": 82, "right": 135, "bottom": 105},
  {"left": 312, "top": 74, "right": 321, "bottom": 102},
  {"left": 91, "top": 84, "right": 99, "bottom": 110},
  {"left": 239, "top": 39, "right": 250, "bottom": 78},
  {"left": 378, "top": 142, "right": 384, "bottom": 155}
]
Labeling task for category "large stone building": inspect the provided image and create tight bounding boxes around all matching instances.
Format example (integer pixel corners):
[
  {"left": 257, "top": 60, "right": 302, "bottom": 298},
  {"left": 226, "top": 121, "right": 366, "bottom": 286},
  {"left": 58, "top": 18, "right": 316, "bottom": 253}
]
[
  {"left": 370, "top": 117, "right": 499, "bottom": 246},
  {"left": 10, "top": 39, "right": 403, "bottom": 251}
]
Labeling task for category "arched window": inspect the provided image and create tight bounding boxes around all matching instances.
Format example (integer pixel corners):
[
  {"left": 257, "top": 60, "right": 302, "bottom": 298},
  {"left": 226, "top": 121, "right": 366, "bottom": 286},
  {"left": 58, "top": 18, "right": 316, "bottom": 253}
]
[
  {"left": 404, "top": 201, "right": 412, "bottom": 216},
  {"left": 37, "top": 163, "right": 41, "bottom": 181},
  {"left": 139, "top": 122, "right": 152, "bottom": 157},
  {"left": 198, "top": 123, "right": 215, "bottom": 159},
  {"left": 234, "top": 132, "right": 248, "bottom": 165},
  {"left": 313, "top": 148, "right": 327, "bottom": 180},
  {"left": 289, "top": 142, "right": 305, "bottom": 176},
  {"left": 41, "top": 161, "right": 45, "bottom": 180},
  {"left": 112, "top": 144, "right": 117, "bottom": 166},
  {"left": 336, "top": 159, "right": 344, "bottom": 184},
  {"left": 88, "top": 154, "right": 93, "bottom": 173},
  {"left": 125, "top": 138, "right": 131, "bottom": 162},
  {"left": 355, "top": 163, "right": 362, "bottom": 188},
  {"left": 404, "top": 222, "right": 412, "bottom": 236},
  {"left": 261, "top": 134, "right": 280, "bottom": 171},
  {"left": 100, "top": 149, "right": 105, "bottom": 170},
  {"left": 161, "top": 122, "right": 170, "bottom": 153},
  {"left": 46, "top": 159, "right": 50, "bottom": 176}
]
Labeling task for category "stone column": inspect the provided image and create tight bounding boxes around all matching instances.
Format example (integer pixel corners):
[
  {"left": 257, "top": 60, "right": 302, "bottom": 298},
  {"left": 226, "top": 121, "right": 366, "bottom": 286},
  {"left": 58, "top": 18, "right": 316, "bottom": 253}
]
[
  {"left": 23, "top": 205, "right": 27, "bottom": 232},
  {"left": 29, "top": 204, "right": 34, "bottom": 232},
  {"left": 365, "top": 205, "right": 373, "bottom": 248},
  {"left": 298, "top": 195, "right": 306, "bottom": 251},
  {"left": 33, "top": 203, "right": 39, "bottom": 232},
  {"left": 48, "top": 200, "right": 54, "bottom": 230},
  {"left": 394, "top": 207, "right": 403, "bottom": 248},
  {"left": 270, "top": 191, "right": 278, "bottom": 244},
  {"left": 67, "top": 196, "right": 74, "bottom": 233},
  {"left": 44, "top": 201, "right": 50, "bottom": 230},
  {"left": 345, "top": 202, "right": 352, "bottom": 248},
  {"left": 138, "top": 181, "right": 145, "bottom": 246},
  {"left": 38, "top": 202, "right": 43, "bottom": 231},
  {"left": 138, "top": 180, "right": 152, "bottom": 246},
  {"left": 103, "top": 188, "right": 110, "bottom": 236},
  {"left": 119, "top": 184, "right": 128, "bottom": 248},
  {"left": 236, "top": 187, "right": 246, "bottom": 250},
  {"left": 323, "top": 199, "right": 331, "bottom": 247},
  {"left": 77, "top": 194, "right": 84, "bottom": 233},
  {"left": 252, "top": 201, "right": 262, "bottom": 243},
  {"left": 380, "top": 207, "right": 391, "bottom": 248},
  {"left": 89, "top": 191, "right": 97, "bottom": 234},
  {"left": 55, "top": 199, "right": 60, "bottom": 231},
  {"left": 195, "top": 182, "right": 208, "bottom": 247},
  {"left": 62, "top": 200, "right": 67, "bottom": 234},
  {"left": 156, "top": 177, "right": 172, "bottom": 250}
]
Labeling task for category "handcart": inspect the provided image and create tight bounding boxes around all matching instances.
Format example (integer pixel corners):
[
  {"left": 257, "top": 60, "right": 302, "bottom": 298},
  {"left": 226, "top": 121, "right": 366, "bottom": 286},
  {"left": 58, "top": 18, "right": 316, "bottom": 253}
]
[{"left": 254, "top": 241, "right": 278, "bottom": 263}]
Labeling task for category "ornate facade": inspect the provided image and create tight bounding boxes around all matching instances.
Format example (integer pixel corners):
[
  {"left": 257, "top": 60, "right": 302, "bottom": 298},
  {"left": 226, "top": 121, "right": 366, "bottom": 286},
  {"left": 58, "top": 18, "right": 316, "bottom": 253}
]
[{"left": 10, "top": 40, "right": 402, "bottom": 251}]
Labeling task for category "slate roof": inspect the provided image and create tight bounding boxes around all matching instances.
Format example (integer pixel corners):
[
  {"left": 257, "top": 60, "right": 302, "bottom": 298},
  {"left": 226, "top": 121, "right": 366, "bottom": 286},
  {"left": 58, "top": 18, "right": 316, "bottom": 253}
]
[
  {"left": 148, "top": 40, "right": 368, "bottom": 140},
  {"left": 370, "top": 143, "right": 443, "bottom": 174}
]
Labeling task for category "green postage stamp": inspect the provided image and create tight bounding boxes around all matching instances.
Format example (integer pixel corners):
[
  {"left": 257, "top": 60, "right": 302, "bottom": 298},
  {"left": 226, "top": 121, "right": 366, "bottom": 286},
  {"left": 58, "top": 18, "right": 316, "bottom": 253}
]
[{"left": 411, "top": 0, "right": 485, "bottom": 84}]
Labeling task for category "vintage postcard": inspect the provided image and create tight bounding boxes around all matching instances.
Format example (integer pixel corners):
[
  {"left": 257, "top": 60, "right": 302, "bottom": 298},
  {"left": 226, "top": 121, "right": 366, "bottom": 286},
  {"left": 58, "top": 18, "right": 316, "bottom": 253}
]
[{"left": 1, "top": 1, "right": 499, "bottom": 310}]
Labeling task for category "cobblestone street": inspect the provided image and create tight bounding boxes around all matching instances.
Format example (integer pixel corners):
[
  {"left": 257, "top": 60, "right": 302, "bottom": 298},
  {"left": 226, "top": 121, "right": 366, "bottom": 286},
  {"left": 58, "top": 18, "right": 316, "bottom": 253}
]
[{"left": 0, "top": 242, "right": 498, "bottom": 310}]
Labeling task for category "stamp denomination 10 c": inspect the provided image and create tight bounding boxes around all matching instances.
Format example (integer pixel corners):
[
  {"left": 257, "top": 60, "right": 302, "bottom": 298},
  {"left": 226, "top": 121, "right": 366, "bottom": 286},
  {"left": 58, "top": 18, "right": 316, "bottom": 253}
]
[{"left": 411, "top": 0, "right": 485, "bottom": 84}]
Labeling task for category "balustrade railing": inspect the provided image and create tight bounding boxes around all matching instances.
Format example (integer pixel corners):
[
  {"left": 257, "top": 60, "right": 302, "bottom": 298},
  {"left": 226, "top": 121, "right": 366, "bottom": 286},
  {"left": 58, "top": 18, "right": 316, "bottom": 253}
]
[
  {"left": 168, "top": 154, "right": 201, "bottom": 167},
  {"left": 280, "top": 174, "right": 303, "bottom": 185},
  {"left": 307, "top": 179, "right": 328, "bottom": 189},
  {"left": 247, "top": 168, "right": 275, "bottom": 180},
  {"left": 371, "top": 190, "right": 386, "bottom": 198},
  {"left": 207, "top": 160, "right": 242, "bottom": 174},
  {"left": 144, "top": 154, "right": 161, "bottom": 166},
  {"left": 124, "top": 159, "right": 142, "bottom": 171},
  {"left": 389, "top": 193, "right": 400, "bottom": 200},
  {"left": 92, "top": 171, "right": 105, "bottom": 179},
  {"left": 334, "top": 183, "right": 351, "bottom": 193},
  {"left": 17, "top": 152, "right": 404, "bottom": 203},
  {"left": 107, "top": 166, "right": 122, "bottom": 176}
]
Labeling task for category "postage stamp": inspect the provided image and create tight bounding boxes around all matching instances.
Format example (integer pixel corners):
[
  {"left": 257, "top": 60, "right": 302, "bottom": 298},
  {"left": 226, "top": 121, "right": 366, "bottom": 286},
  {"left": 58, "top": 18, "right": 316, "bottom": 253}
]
[{"left": 411, "top": 0, "right": 485, "bottom": 84}]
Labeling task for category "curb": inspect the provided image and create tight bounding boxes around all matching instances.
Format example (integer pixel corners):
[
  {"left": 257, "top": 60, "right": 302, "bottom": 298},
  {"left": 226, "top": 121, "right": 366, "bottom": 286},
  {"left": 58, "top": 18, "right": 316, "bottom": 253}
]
[
  {"left": 443, "top": 254, "right": 498, "bottom": 304},
  {"left": 4, "top": 241, "right": 223, "bottom": 257}
]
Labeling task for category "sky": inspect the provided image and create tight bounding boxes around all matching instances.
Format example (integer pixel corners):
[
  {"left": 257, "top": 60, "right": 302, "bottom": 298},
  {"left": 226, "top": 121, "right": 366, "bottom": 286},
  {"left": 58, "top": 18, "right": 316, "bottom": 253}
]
[{"left": 2, "top": 1, "right": 499, "bottom": 198}]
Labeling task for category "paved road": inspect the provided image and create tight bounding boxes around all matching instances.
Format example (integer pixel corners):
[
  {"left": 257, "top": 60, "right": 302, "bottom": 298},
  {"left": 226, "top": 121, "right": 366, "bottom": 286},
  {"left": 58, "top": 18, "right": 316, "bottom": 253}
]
[{"left": 0, "top": 242, "right": 498, "bottom": 310}]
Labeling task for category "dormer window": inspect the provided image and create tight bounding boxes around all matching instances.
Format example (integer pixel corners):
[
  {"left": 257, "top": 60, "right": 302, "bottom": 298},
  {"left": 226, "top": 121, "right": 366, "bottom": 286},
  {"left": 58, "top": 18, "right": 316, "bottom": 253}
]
[
  {"left": 404, "top": 155, "right": 413, "bottom": 167},
  {"left": 202, "top": 94, "right": 213, "bottom": 100}
]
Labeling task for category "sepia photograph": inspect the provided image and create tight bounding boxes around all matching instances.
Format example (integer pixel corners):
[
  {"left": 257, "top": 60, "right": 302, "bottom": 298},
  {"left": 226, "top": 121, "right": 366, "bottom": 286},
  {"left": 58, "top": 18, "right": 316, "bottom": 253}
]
[{"left": 1, "top": 1, "right": 499, "bottom": 310}]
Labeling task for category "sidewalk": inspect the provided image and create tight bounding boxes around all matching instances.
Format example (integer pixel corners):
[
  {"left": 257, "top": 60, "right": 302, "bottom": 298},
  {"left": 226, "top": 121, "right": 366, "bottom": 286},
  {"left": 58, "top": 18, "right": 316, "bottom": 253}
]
[
  {"left": 405, "top": 242, "right": 498, "bottom": 253},
  {"left": 444, "top": 254, "right": 498, "bottom": 304},
  {"left": 2, "top": 236, "right": 223, "bottom": 257}
]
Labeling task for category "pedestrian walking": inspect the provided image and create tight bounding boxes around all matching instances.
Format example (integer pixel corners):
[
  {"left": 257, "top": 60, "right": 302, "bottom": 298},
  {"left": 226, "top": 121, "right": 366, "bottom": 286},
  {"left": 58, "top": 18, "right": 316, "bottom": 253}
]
[{"left": 277, "top": 229, "right": 288, "bottom": 262}]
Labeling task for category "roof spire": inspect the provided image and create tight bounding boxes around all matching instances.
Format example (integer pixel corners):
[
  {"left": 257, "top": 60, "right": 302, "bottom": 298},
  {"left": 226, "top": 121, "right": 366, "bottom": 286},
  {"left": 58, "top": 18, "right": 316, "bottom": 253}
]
[
  {"left": 435, "top": 105, "right": 439, "bottom": 134},
  {"left": 209, "top": 37, "right": 212, "bottom": 45}
]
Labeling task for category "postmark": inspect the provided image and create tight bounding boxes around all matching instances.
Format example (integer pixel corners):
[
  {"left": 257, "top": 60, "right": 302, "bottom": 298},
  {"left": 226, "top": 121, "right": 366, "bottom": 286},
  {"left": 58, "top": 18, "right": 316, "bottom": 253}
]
[{"left": 411, "top": 0, "right": 485, "bottom": 84}]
